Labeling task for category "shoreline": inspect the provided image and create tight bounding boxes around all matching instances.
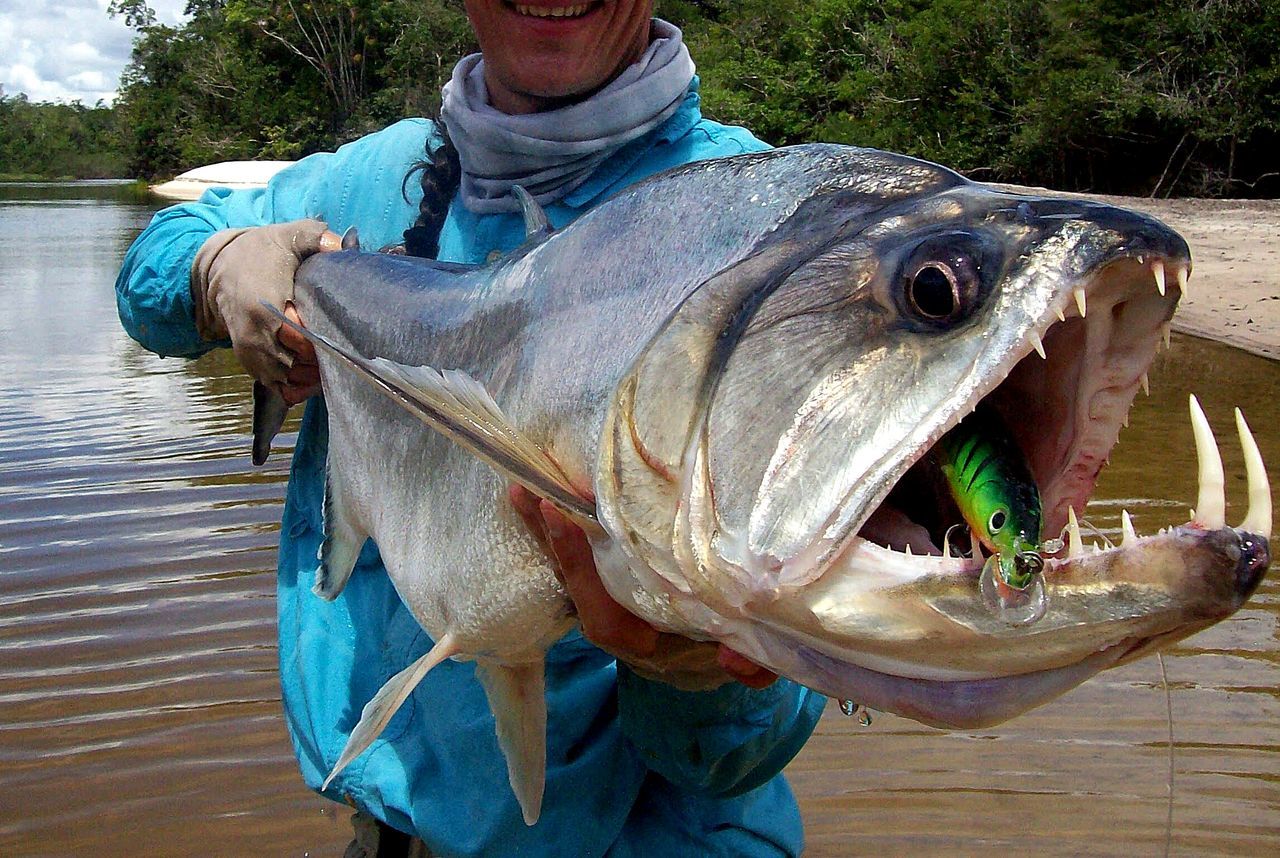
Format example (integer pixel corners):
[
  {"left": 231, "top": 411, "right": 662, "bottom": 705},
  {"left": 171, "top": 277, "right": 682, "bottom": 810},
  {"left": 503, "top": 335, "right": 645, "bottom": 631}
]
[{"left": 1126, "top": 197, "right": 1280, "bottom": 361}]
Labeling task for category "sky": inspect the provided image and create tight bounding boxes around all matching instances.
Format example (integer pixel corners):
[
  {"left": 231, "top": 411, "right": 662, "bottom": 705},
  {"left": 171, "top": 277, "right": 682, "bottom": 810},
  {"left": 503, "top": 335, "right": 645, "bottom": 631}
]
[{"left": 1, "top": 0, "right": 188, "bottom": 105}]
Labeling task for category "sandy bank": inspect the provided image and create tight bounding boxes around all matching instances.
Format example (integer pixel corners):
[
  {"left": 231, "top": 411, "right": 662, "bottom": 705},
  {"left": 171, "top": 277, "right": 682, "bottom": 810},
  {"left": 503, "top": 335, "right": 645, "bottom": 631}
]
[{"left": 997, "top": 186, "right": 1280, "bottom": 361}]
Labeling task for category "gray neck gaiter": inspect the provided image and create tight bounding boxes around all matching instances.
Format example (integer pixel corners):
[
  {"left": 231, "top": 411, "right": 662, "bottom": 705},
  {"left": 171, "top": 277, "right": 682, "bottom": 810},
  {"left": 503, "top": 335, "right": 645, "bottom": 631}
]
[{"left": 440, "top": 18, "right": 695, "bottom": 214}]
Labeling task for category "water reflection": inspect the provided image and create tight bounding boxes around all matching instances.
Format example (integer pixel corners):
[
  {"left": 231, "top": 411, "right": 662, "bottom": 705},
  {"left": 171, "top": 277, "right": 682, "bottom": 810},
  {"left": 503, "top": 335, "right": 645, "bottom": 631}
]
[{"left": 0, "top": 182, "right": 1275, "bottom": 856}]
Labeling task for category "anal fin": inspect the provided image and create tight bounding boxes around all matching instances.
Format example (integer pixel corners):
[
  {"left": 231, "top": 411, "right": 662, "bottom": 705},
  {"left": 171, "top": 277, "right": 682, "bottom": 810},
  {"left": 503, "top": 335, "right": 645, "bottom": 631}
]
[
  {"left": 323, "top": 633, "right": 460, "bottom": 791},
  {"left": 476, "top": 659, "right": 547, "bottom": 826}
]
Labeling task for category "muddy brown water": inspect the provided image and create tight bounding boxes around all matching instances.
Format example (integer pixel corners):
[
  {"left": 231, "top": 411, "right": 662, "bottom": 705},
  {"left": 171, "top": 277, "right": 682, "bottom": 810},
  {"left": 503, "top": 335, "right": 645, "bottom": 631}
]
[{"left": 1, "top": 182, "right": 1276, "bottom": 856}]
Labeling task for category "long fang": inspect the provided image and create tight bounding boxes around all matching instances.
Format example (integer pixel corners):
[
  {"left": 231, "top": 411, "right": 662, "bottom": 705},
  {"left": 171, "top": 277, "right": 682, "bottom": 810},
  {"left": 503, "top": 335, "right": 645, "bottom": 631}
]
[
  {"left": 1189, "top": 395, "right": 1226, "bottom": 529},
  {"left": 1067, "top": 506, "right": 1084, "bottom": 557},
  {"left": 1235, "top": 408, "right": 1272, "bottom": 538}
]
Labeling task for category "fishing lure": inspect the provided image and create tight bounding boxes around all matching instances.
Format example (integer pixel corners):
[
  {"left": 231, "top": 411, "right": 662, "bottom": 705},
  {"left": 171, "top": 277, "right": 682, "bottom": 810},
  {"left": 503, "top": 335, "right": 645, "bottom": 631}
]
[{"left": 938, "top": 405, "right": 1044, "bottom": 589}]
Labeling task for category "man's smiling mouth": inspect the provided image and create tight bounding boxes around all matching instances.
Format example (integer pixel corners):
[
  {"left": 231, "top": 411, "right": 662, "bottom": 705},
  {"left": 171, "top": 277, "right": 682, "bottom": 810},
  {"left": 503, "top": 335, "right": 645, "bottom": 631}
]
[{"left": 512, "top": 3, "right": 596, "bottom": 19}]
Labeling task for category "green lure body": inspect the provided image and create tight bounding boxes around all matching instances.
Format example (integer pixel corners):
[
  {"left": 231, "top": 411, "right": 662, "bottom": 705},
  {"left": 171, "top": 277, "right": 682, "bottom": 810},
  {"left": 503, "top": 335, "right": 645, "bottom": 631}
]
[{"left": 939, "top": 407, "right": 1043, "bottom": 588}]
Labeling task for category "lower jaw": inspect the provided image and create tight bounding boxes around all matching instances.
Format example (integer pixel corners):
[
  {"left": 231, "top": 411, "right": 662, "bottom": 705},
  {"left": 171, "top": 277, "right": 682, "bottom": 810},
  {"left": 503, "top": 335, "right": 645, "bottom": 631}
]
[{"left": 791, "top": 641, "right": 1130, "bottom": 729}]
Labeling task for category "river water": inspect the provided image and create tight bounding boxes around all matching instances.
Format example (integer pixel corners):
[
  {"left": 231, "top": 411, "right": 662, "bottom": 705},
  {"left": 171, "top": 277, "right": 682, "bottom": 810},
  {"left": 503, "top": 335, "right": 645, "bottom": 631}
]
[{"left": 0, "top": 181, "right": 1275, "bottom": 856}]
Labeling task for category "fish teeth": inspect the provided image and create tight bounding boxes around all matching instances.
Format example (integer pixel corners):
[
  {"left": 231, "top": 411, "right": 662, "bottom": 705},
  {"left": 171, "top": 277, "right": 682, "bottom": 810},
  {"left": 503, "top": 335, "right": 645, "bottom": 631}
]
[
  {"left": 1067, "top": 506, "right": 1084, "bottom": 557},
  {"left": 1055, "top": 306, "right": 1066, "bottom": 322},
  {"left": 1161, "top": 323, "right": 1172, "bottom": 350},
  {"left": 1234, "top": 408, "right": 1272, "bottom": 538},
  {"left": 1074, "top": 287, "right": 1087, "bottom": 318},
  {"left": 1189, "top": 395, "right": 1226, "bottom": 529},
  {"left": 1140, "top": 372, "right": 1150, "bottom": 396},
  {"left": 1152, "top": 259, "right": 1166, "bottom": 296},
  {"left": 1029, "top": 330, "right": 1046, "bottom": 359},
  {"left": 1176, "top": 263, "right": 1189, "bottom": 299},
  {"left": 1121, "top": 510, "right": 1137, "bottom": 544},
  {"left": 969, "top": 528, "right": 983, "bottom": 559}
]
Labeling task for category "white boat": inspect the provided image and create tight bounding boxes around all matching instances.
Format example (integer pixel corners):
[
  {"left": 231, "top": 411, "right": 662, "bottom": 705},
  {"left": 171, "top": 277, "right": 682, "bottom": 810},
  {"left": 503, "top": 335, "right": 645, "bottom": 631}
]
[{"left": 150, "top": 161, "right": 295, "bottom": 201}]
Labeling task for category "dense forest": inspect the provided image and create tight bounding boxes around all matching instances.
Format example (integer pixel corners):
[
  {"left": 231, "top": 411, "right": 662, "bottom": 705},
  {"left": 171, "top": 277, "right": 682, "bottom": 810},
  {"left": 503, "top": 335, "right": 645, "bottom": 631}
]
[
  {"left": 0, "top": 93, "right": 127, "bottom": 180},
  {"left": 3, "top": 1, "right": 1277, "bottom": 197}
]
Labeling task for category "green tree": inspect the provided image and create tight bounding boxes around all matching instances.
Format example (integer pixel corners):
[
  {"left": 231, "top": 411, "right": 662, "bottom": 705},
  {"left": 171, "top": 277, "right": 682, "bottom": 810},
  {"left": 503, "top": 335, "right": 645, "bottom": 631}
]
[{"left": 0, "top": 91, "right": 127, "bottom": 179}]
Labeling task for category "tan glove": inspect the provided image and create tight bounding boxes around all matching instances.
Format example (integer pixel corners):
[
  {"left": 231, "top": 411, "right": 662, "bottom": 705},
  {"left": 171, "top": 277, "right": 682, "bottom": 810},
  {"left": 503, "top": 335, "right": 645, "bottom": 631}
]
[{"left": 190, "top": 219, "right": 338, "bottom": 389}]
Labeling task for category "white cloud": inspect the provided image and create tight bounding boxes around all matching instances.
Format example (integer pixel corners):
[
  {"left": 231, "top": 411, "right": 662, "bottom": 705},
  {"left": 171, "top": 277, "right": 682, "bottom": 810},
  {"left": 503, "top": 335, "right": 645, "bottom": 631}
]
[{"left": 0, "top": 0, "right": 188, "bottom": 104}]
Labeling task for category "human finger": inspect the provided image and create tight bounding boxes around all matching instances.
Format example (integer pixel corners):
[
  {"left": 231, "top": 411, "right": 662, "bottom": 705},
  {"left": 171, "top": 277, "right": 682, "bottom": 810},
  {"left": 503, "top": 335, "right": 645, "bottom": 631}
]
[
  {"left": 717, "top": 646, "right": 779, "bottom": 689},
  {"left": 539, "top": 499, "right": 659, "bottom": 658},
  {"left": 279, "top": 382, "right": 320, "bottom": 407},
  {"left": 278, "top": 303, "right": 317, "bottom": 364},
  {"left": 291, "top": 221, "right": 344, "bottom": 257}
]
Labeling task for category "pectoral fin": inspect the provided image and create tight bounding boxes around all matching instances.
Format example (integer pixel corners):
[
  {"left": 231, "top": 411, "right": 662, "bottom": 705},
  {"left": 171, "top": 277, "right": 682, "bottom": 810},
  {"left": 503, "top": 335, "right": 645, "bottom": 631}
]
[
  {"left": 322, "top": 633, "right": 460, "bottom": 792},
  {"left": 475, "top": 659, "right": 547, "bottom": 826},
  {"left": 263, "top": 303, "right": 597, "bottom": 528}
]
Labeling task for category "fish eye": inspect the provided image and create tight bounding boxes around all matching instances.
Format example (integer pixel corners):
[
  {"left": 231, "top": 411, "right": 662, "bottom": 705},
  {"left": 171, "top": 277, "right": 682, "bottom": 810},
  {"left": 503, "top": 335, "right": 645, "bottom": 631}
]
[
  {"left": 989, "top": 509, "right": 1007, "bottom": 533},
  {"left": 894, "top": 230, "right": 997, "bottom": 330},
  {"left": 907, "top": 263, "right": 960, "bottom": 319}
]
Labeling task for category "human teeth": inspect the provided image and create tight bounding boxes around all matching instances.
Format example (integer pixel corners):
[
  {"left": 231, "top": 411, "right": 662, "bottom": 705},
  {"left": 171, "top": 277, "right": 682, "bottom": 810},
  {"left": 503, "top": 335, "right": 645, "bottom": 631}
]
[
  {"left": 1121, "top": 510, "right": 1137, "bottom": 544},
  {"left": 1067, "top": 506, "right": 1083, "bottom": 557},
  {"left": 1152, "top": 259, "right": 1166, "bottom": 296},
  {"left": 1189, "top": 395, "right": 1226, "bottom": 529},
  {"left": 515, "top": 3, "right": 591, "bottom": 17},
  {"left": 1234, "top": 408, "right": 1272, "bottom": 538},
  {"left": 1074, "top": 287, "right": 1087, "bottom": 318},
  {"left": 1029, "top": 330, "right": 1046, "bottom": 359}
]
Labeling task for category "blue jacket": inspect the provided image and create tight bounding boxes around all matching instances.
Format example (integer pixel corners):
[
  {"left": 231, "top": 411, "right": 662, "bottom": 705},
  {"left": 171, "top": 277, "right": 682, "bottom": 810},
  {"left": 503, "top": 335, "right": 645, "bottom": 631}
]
[{"left": 116, "top": 84, "right": 827, "bottom": 857}]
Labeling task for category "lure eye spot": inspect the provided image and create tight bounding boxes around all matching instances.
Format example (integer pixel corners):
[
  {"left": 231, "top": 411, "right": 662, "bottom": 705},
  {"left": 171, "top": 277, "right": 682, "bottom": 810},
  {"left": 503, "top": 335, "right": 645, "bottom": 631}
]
[{"left": 989, "top": 509, "right": 1007, "bottom": 534}]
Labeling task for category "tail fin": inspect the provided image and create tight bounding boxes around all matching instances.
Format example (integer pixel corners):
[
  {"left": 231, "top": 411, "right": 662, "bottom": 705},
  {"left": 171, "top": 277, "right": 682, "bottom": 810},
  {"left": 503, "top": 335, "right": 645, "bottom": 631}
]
[{"left": 251, "top": 381, "right": 290, "bottom": 465}]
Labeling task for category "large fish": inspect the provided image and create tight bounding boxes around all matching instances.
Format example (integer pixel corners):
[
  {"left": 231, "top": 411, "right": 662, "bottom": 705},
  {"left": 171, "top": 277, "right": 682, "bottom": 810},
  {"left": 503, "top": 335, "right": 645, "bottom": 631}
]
[{"left": 257, "top": 144, "right": 1271, "bottom": 825}]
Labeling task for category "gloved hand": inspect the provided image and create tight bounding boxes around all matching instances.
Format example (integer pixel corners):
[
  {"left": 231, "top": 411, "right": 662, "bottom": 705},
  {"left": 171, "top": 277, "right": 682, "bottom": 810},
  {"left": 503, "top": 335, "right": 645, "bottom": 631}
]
[{"left": 191, "top": 219, "right": 341, "bottom": 402}]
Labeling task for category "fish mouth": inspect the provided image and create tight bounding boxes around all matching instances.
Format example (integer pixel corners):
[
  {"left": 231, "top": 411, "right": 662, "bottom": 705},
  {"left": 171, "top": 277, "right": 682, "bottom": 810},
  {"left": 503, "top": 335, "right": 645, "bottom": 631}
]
[
  {"left": 861, "top": 251, "right": 1190, "bottom": 561},
  {"left": 781, "top": 237, "right": 1275, "bottom": 722}
]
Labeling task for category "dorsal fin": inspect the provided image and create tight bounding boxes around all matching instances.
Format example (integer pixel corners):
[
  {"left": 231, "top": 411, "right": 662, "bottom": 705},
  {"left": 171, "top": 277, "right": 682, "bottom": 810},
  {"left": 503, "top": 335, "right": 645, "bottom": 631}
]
[{"left": 512, "top": 186, "right": 553, "bottom": 241}]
